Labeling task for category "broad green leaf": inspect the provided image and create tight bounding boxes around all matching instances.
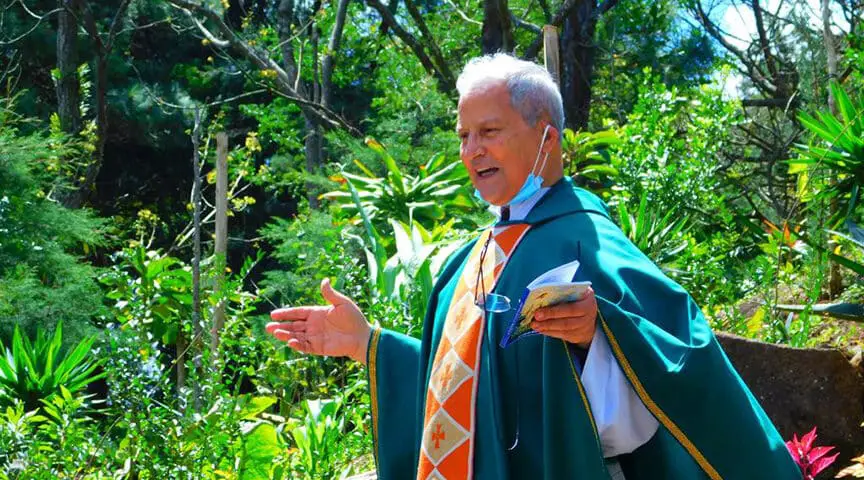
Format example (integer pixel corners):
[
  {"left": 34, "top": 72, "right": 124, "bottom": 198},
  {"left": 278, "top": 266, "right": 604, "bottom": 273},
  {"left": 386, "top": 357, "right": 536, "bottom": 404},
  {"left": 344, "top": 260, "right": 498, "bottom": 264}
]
[
  {"left": 240, "top": 396, "right": 277, "bottom": 420},
  {"left": 239, "top": 422, "right": 281, "bottom": 480}
]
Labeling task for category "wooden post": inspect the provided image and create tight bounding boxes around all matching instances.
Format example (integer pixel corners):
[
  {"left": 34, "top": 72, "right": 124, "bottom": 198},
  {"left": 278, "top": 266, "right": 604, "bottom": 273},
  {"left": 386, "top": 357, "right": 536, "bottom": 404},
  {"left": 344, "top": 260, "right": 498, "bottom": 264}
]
[
  {"left": 211, "top": 132, "right": 228, "bottom": 359},
  {"left": 543, "top": 25, "right": 560, "bottom": 86}
]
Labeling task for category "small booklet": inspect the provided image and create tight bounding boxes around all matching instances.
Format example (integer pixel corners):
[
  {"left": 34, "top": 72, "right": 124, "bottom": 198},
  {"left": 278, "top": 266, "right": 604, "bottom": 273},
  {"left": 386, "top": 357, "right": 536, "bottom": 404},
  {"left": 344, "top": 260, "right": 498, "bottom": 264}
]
[{"left": 499, "top": 259, "right": 592, "bottom": 348}]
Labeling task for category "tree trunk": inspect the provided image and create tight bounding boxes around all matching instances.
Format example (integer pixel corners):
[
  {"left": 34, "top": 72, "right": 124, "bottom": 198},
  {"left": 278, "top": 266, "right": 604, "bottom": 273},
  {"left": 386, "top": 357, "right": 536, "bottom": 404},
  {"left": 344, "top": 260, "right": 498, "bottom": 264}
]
[
  {"left": 321, "top": 0, "right": 351, "bottom": 109},
  {"left": 211, "top": 132, "right": 228, "bottom": 359},
  {"left": 482, "top": 0, "right": 514, "bottom": 54},
  {"left": 55, "top": 0, "right": 81, "bottom": 136},
  {"left": 176, "top": 331, "right": 187, "bottom": 398},
  {"left": 77, "top": 53, "right": 108, "bottom": 205},
  {"left": 822, "top": 0, "right": 839, "bottom": 114},
  {"left": 190, "top": 109, "right": 204, "bottom": 411},
  {"left": 822, "top": 0, "right": 842, "bottom": 297},
  {"left": 560, "top": 0, "right": 597, "bottom": 131},
  {"left": 305, "top": 116, "right": 322, "bottom": 209},
  {"left": 61, "top": 0, "right": 130, "bottom": 208}
]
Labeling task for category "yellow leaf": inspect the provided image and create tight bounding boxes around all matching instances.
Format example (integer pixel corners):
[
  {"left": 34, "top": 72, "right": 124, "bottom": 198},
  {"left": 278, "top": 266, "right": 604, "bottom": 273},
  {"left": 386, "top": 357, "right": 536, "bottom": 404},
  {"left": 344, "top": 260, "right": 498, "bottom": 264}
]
[
  {"left": 836, "top": 463, "right": 864, "bottom": 478},
  {"left": 365, "top": 137, "right": 383, "bottom": 150},
  {"left": 747, "top": 307, "right": 766, "bottom": 335}
]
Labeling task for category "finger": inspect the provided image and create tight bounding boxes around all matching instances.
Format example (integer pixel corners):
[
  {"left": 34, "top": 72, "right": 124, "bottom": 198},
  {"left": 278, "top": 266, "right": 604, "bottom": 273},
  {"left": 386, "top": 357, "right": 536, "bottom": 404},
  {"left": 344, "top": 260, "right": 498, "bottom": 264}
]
[
  {"left": 535, "top": 289, "right": 595, "bottom": 321},
  {"left": 535, "top": 303, "right": 590, "bottom": 321},
  {"left": 265, "top": 321, "right": 306, "bottom": 335},
  {"left": 532, "top": 316, "right": 593, "bottom": 333},
  {"left": 320, "top": 278, "right": 352, "bottom": 307},
  {"left": 272, "top": 330, "right": 314, "bottom": 353},
  {"left": 538, "top": 328, "right": 594, "bottom": 346},
  {"left": 270, "top": 306, "right": 322, "bottom": 321}
]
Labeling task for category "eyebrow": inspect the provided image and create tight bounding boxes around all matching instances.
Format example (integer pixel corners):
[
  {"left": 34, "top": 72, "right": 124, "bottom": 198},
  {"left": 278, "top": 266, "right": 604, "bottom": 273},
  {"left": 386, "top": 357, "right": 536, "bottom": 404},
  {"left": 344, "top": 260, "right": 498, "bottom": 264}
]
[{"left": 455, "top": 118, "right": 502, "bottom": 133}]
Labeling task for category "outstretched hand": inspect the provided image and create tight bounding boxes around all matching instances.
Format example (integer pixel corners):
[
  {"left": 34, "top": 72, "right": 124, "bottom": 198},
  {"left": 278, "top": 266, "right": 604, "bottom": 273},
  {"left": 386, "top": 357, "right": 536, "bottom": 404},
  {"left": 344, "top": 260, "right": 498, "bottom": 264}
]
[{"left": 266, "top": 278, "right": 372, "bottom": 365}]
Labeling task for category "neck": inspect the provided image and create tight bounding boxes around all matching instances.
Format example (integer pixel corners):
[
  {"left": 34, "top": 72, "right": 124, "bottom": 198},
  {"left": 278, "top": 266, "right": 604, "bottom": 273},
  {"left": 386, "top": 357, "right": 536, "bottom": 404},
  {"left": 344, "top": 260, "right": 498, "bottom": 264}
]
[{"left": 541, "top": 161, "right": 564, "bottom": 187}]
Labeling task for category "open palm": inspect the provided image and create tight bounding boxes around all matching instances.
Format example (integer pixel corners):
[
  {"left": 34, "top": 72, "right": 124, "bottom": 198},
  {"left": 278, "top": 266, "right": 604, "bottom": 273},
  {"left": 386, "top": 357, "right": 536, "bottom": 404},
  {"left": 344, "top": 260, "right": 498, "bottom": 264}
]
[{"left": 266, "top": 278, "right": 372, "bottom": 364}]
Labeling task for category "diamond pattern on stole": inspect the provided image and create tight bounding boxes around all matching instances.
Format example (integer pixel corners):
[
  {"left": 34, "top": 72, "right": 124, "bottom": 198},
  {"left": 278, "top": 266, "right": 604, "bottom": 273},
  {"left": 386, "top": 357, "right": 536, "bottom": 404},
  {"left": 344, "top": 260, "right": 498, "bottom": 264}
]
[{"left": 416, "top": 224, "right": 531, "bottom": 480}]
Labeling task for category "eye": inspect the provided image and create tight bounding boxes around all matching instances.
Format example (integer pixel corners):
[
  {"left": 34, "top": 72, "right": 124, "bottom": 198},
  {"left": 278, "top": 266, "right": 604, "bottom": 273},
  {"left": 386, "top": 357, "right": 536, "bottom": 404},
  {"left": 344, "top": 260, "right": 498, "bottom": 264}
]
[
  {"left": 458, "top": 132, "right": 468, "bottom": 141},
  {"left": 482, "top": 128, "right": 499, "bottom": 137}
]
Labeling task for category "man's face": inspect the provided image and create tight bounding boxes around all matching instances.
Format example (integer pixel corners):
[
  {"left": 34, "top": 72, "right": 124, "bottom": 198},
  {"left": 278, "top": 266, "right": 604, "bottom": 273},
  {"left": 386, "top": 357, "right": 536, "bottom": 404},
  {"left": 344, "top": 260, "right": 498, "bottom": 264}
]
[{"left": 457, "top": 82, "right": 548, "bottom": 206}]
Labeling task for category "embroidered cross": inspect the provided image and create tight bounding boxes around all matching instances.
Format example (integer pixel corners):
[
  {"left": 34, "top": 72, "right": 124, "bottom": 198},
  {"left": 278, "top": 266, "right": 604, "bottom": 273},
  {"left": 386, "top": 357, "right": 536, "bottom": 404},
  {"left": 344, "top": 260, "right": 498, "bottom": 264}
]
[
  {"left": 432, "top": 423, "right": 446, "bottom": 449},
  {"left": 437, "top": 362, "right": 454, "bottom": 391}
]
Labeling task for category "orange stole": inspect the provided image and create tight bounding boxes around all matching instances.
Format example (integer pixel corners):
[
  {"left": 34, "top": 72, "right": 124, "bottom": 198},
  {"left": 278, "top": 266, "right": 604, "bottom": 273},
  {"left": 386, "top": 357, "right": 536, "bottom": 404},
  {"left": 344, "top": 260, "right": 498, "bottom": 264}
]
[{"left": 417, "top": 224, "right": 531, "bottom": 480}]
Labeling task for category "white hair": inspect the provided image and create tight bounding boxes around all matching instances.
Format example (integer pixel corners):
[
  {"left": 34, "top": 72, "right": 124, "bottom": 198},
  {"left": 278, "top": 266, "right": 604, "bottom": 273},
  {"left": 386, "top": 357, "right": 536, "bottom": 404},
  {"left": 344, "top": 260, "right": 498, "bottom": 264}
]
[{"left": 456, "top": 53, "right": 565, "bottom": 132}]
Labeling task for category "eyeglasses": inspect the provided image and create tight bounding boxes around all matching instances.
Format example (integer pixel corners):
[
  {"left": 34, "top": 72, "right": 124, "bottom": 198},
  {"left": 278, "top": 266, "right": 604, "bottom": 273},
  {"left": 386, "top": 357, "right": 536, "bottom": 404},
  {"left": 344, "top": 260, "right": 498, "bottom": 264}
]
[
  {"left": 473, "top": 232, "right": 520, "bottom": 452},
  {"left": 473, "top": 234, "right": 511, "bottom": 313}
]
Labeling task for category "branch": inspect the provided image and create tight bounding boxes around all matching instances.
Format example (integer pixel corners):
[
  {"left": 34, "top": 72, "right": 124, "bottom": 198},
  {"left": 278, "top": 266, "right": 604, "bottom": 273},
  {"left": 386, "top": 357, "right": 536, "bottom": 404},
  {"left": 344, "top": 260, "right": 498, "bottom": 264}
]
[
  {"left": 751, "top": 0, "right": 779, "bottom": 79},
  {"left": 105, "top": 0, "right": 133, "bottom": 52},
  {"left": 598, "top": 0, "right": 620, "bottom": 16},
  {"left": 0, "top": 7, "right": 63, "bottom": 45},
  {"left": 321, "top": 0, "right": 351, "bottom": 108},
  {"left": 741, "top": 97, "right": 800, "bottom": 108},
  {"left": 167, "top": 0, "right": 360, "bottom": 135},
  {"left": 511, "top": 13, "right": 541, "bottom": 33},
  {"left": 404, "top": 0, "right": 455, "bottom": 85},
  {"left": 444, "top": 0, "right": 482, "bottom": 25},
  {"left": 117, "top": 18, "right": 173, "bottom": 36},
  {"left": 523, "top": 0, "right": 610, "bottom": 59},
  {"left": 687, "top": 0, "right": 776, "bottom": 95},
  {"left": 366, "top": 0, "right": 455, "bottom": 93},
  {"left": 188, "top": 12, "right": 230, "bottom": 47}
]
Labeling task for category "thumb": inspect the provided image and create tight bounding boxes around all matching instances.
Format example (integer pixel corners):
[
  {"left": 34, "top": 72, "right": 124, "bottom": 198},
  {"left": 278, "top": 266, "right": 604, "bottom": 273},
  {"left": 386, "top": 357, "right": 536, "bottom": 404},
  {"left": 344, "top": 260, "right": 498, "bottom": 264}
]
[{"left": 320, "top": 278, "right": 351, "bottom": 307}]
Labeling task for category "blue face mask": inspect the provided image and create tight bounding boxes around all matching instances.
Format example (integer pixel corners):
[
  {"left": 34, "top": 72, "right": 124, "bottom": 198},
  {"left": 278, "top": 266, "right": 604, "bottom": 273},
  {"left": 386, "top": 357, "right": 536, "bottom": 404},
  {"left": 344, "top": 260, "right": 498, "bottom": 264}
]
[{"left": 474, "top": 125, "right": 551, "bottom": 206}]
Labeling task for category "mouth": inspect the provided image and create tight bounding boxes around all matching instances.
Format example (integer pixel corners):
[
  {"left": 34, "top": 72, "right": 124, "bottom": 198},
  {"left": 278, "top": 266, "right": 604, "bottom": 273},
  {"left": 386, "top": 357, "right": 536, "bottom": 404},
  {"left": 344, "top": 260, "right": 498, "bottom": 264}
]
[{"left": 476, "top": 167, "right": 500, "bottom": 179}]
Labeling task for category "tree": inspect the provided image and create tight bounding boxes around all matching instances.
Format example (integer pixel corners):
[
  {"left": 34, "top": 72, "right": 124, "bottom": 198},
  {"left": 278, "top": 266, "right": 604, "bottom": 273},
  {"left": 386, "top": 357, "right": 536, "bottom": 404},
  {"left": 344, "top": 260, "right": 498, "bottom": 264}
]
[
  {"left": 57, "top": 0, "right": 133, "bottom": 208},
  {"left": 55, "top": 0, "right": 81, "bottom": 137},
  {"left": 520, "top": 0, "right": 622, "bottom": 131},
  {"left": 167, "top": 0, "right": 358, "bottom": 207}
]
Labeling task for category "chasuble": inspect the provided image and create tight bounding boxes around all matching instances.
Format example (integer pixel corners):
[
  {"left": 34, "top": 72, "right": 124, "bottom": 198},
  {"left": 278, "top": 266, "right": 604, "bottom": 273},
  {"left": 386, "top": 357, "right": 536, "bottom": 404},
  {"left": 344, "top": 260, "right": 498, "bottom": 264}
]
[{"left": 366, "top": 177, "right": 800, "bottom": 480}]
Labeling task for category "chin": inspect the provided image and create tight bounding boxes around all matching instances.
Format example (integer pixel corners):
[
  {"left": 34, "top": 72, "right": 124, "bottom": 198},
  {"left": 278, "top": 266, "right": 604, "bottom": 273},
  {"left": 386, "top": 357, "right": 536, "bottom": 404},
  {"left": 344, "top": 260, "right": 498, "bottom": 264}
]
[{"left": 479, "top": 192, "right": 509, "bottom": 206}]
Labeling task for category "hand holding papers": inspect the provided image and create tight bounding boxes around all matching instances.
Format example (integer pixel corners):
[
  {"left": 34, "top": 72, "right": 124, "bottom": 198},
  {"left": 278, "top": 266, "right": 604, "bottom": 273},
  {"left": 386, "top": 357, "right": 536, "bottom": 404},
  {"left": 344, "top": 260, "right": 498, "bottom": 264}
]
[{"left": 500, "top": 259, "right": 592, "bottom": 348}]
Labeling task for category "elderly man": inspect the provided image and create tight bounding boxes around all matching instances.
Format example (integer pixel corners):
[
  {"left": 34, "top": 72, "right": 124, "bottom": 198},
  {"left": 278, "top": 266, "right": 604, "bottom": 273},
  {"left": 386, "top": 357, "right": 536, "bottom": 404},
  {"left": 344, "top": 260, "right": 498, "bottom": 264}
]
[{"left": 267, "top": 54, "right": 799, "bottom": 479}]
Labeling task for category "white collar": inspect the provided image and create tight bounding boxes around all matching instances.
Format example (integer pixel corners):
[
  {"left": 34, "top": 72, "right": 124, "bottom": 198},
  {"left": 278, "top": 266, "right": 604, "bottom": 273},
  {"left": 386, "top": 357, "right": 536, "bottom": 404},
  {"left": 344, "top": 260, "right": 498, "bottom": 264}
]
[{"left": 488, "top": 186, "right": 551, "bottom": 222}]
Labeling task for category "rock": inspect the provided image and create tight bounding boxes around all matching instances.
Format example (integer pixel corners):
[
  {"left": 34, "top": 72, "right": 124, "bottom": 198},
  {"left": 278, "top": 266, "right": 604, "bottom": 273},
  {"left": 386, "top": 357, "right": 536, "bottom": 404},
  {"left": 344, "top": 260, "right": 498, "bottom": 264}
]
[{"left": 717, "top": 332, "right": 864, "bottom": 476}]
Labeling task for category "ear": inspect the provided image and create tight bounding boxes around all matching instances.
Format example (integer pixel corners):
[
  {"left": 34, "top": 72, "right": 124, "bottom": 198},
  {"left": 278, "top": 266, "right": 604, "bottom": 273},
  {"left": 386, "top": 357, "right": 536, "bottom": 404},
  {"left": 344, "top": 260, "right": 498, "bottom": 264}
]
[{"left": 542, "top": 124, "right": 561, "bottom": 153}]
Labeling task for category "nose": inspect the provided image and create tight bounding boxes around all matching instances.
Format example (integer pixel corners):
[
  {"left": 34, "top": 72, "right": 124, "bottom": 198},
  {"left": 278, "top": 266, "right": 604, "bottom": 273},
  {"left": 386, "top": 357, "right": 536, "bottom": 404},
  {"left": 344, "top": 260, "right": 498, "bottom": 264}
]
[{"left": 461, "top": 133, "right": 484, "bottom": 162}]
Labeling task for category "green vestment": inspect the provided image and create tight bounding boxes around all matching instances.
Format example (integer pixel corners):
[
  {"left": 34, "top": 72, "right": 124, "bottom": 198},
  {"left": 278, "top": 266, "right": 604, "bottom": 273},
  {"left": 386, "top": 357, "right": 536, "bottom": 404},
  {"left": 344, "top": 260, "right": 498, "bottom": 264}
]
[{"left": 366, "top": 178, "right": 800, "bottom": 479}]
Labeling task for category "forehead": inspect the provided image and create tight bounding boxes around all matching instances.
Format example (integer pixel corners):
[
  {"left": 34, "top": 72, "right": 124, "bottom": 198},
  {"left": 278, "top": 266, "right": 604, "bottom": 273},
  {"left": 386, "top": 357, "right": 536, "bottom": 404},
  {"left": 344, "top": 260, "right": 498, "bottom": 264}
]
[{"left": 456, "top": 82, "right": 521, "bottom": 128}]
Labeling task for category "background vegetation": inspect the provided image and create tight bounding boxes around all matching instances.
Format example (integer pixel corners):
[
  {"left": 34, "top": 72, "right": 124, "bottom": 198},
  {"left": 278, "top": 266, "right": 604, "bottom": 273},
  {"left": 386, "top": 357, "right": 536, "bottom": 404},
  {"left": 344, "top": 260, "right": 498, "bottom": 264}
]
[{"left": 0, "top": 0, "right": 862, "bottom": 477}]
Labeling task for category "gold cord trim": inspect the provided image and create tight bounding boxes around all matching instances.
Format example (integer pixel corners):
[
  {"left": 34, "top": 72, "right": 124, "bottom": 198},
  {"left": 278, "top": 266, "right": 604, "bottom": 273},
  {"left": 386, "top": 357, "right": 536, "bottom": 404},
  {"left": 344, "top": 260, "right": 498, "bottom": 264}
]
[
  {"left": 368, "top": 326, "right": 382, "bottom": 467},
  {"left": 599, "top": 316, "right": 722, "bottom": 480},
  {"left": 562, "top": 339, "right": 601, "bottom": 444}
]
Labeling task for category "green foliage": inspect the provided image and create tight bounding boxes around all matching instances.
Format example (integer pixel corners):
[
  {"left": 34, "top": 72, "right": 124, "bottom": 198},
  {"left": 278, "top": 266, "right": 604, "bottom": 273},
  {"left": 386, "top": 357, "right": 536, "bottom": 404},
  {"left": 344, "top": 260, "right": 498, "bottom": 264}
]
[
  {"left": 2, "top": 0, "right": 862, "bottom": 474},
  {"left": 611, "top": 72, "right": 740, "bottom": 217},
  {"left": 791, "top": 81, "right": 864, "bottom": 227},
  {"left": 0, "top": 323, "right": 104, "bottom": 416},
  {"left": 99, "top": 247, "right": 193, "bottom": 345},
  {"left": 0, "top": 110, "right": 105, "bottom": 342},
  {"left": 616, "top": 193, "right": 691, "bottom": 270},
  {"left": 283, "top": 386, "right": 370, "bottom": 479},
  {"left": 322, "top": 138, "right": 476, "bottom": 230},
  {"left": 563, "top": 128, "right": 621, "bottom": 199},
  {"left": 591, "top": 0, "right": 718, "bottom": 125}
]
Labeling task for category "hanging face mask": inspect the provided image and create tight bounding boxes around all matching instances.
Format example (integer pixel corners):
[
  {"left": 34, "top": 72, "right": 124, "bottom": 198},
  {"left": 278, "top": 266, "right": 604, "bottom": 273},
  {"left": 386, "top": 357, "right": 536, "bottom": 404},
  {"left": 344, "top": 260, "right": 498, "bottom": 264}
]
[
  {"left": 474, "top": 125, "right": 552, "bottom": 205},
  {"left": 508, "top": 124, "right": 551, "bottom": 205}
]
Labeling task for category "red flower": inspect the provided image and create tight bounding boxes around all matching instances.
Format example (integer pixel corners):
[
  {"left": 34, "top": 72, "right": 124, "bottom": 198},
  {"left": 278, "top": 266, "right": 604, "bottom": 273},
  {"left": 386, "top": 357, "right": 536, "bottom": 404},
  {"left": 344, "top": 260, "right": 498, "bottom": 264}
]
[{"left": 786, "top": 427, "right": 839, "bottom": 479}]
